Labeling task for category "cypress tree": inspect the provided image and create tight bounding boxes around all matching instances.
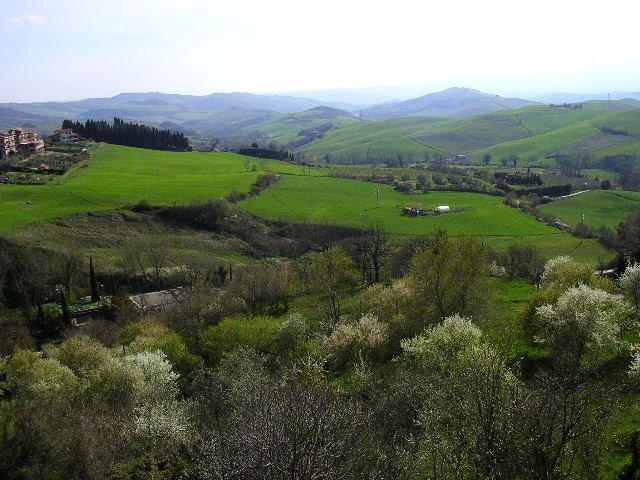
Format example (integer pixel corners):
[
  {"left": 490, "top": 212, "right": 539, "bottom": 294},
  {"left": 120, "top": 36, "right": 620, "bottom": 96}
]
[
  {"left": 60, "top": 288, "right": 71, "bottom": 325},
  {"left": 90, "top": 257, "right": 100, "bottom": 302}
]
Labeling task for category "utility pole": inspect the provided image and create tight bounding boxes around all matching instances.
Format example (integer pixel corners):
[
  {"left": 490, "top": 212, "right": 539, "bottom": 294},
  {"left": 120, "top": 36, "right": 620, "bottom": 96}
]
[{"left": 376, "top": 187, "right": 380, "bottom": 208}]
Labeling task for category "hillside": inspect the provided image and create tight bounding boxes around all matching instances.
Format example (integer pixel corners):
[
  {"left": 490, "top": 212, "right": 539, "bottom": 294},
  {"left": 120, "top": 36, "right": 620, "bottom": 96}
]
[
  {"left": 242, "top": 106, "right": 364, "bottom": 146},
  {"left": 299, "top": 101, "right": 640, "bottom": 164},
  {"left": 537, "top": 190, "right": 640, "bottom": 230},
  {"left": 361, "top": 87, "right": 537, "bottom": 120},
  {"left": 0, "top": 92, "right": 359, "bottom": 136}
]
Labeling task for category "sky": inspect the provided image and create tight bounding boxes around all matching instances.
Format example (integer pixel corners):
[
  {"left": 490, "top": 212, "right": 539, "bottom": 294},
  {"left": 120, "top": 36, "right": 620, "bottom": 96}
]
[{"left": 1, "top": 0, "right": 640, "bottom": 103}]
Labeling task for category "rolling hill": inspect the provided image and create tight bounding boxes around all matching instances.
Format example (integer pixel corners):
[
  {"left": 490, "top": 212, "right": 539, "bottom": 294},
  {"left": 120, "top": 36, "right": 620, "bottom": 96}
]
[
  {"left": 298, "top": 101, "right": 640, "bottom": 164},
  {"left": 0, "top": 143, "right": 608, "bottom": 261},
  {"left": 0, "top": 92, "right": 360, "bottom": 136},
  {"left": 361, "top": 87, "right": 537, "bottom": 120}
]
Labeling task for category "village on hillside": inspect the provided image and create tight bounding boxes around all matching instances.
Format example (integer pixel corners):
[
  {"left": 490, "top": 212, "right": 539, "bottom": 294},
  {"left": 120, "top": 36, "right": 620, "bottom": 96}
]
[{"left": 0, "top": 127, "right": 86, "bottom": 184}]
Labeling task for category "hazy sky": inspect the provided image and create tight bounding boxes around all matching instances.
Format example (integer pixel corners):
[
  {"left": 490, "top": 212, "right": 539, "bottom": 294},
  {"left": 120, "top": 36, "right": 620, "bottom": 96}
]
[{"left": 2, "top": 0, "right": 640, "bottom": 102}]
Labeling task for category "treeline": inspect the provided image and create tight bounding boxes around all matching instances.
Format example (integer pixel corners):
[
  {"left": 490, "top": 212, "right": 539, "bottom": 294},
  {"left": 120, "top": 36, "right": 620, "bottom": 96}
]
[
  {"left": 498, "top": 182, "right": 572, "bottom": 197},
  {"left": 61, "top": 118, "right": 191, "bottom": 151},
  {"left": 236, "top": 144, "right": 294, "bottom": 161},
  {"left": 494, "top": 171, "right": 543, "bottom": 186}
]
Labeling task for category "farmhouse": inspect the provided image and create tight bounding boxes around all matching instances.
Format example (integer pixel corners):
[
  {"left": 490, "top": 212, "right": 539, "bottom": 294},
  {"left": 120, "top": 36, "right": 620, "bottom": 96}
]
[
  {"left": 435, "top": 205, "right": 451, "bottom": 213},
  {"left": 129, "top": 287, "right": 189, "bottom": 313},
  {"left": 54, "top": 128, "right": 80, "bottom": 143},
  {"left": 0, "top": 128, "right": 45, "bottom": 160}
]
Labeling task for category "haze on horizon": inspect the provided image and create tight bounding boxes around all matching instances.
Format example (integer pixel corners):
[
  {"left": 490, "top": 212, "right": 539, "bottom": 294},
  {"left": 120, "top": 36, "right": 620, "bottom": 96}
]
[{"left": 2, "top": 0, "right": 639, "bottom": 104}]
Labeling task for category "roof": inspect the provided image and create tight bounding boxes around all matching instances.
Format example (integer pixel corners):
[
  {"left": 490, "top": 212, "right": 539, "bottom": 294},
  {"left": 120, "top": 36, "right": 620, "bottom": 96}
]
[{"left": 129, "top": 287, "right": 189, "bottom": 311}]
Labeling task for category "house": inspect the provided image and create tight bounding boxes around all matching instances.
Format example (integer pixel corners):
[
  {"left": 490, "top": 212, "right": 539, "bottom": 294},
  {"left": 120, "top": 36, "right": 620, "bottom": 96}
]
[
  {"left": 54, "top": 128, "right": 80, "bottom": 143},
  {"left": 0, "top": 128, "right": 45, "bottom": 160},
  {"left": 0, "top": 131, "right": 17, "bottom": 160},
  {"left": 129, "top": 287, "right": 189, "bottom": 313},
  {"left": 434, "top": 205, "right": 451, "bottom": 213}
]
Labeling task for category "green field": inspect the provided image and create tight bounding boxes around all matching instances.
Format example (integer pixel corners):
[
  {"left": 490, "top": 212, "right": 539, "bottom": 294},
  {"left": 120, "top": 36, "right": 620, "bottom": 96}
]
[
  {"left": 0, "top": 144, "right": 612, "bottom": 261},
  {"left": 297, "top": 103, "right": 640, "bottom": 164},
  {"left": 241, "top": 175, "right": 609, "bottom": 260},
  {"left": 538, "top": 190, "right": 640, "bottom": 229},
  {"left": 0, "top": 144, "right": 302, "bottom": 233}
]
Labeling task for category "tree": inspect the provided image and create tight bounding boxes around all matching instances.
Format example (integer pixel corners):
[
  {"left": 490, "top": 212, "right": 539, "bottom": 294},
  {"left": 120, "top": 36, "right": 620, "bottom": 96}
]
[
  {"left": 89, "top": 257, "right": 99, "bottom": 302},
  {"left": 483, "top": 152, "right": 492, "bottom": 166},
  {"left": 539, "top": 255, "right": 608, "bottom": 290},
  {"left": 515, "top": 373, "right": 614, "bottom": 479},
  {"left": 619, "top": 262, "right": 640, "bottom": 309},
  {"left": 406, "top": 234, "right": 491, "bottom": 323},
  {"left": 199, "top": 349, "right": 379, "bottom": 479},
  {"left": 496, "top": 243, "right": 544, "bottom": 282},
  {"left": 401, "top": 319, "right": 522, "bottom": 479},
  {"left": 299, "top": 246, "right": 359, "bottom": 326},
  {"left": 323, "top": 313, "right": 388, "bottom": 368},
  {"left": 616, "top": 212, "right": 640, "bottom": 264},
  {"left": 535, "top": 284, "right": 619, "bottom": 373},
  {"left": 357, "top": 225, "right": 391, "bottom": 284},
  {"left": 58, "top": 286, "right": 71, "bottom": 325}
]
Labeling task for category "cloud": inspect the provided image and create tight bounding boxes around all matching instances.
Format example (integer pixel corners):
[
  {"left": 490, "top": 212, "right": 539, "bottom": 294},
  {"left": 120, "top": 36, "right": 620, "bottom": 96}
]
[{"left": 6, "top": 14, "right": 46, "bottom": 27}]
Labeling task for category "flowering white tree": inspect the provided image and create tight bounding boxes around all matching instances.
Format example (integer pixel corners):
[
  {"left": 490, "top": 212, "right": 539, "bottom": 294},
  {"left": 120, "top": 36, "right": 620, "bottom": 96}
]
[
  {"left": 536, "top": 284, "right": 618, "bottom": 371},
  {"left": 324, "top": 313, "right": 388, "bottom": 366},
  {"left": 539, "top": 256, "right": 599, "bottom": 290},
  {"left": 401, "top": 314, "right": 482, "bottom": 373},
  {"left": 619, "top": 262, "right": 640, "bottom": 308},
  {"left": 125, "top": 350, "right": 180, "bottom": 403},
  {"left": 124, "top": 351, "right": 191, "bottom": 453}
]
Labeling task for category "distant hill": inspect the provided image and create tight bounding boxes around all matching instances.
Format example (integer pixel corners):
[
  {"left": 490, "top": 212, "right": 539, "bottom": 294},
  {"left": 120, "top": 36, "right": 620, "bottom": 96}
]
[
  {"left": 533, "top": 92, "right": 640, "bottom": 104},
  {"left": 242, "top": 106, "right": 363, "bottom": 146},
  {"left": 361, "top": 87, "right": 538, "bottom": 120},
  {"left": 299, "top": 100, "right": 640, "bottom": 164},
  {"left": 0, "top": 92, "right": 360, "bottom": 135}
]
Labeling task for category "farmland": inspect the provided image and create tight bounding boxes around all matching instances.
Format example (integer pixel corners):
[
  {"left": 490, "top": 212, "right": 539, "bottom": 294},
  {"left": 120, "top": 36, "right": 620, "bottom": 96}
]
[
  {"left": 538, "top": 189, "right": 640, "bottom": 229},
  {"left": 0, "top": 144, "right": 300, "bottom": 233},
  {"left": 240, "top": 174, "right": 609, "bottom": 260},
  {"left": 0, "top": 144, "right": 613, "bottom": 261},
  {"left": 298, "top": 102, "right": 640, "bottom": 165}
]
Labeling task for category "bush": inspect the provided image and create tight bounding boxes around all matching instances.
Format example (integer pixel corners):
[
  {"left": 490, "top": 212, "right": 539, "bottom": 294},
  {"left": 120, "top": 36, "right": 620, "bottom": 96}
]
[
  {"left": 619, "top": 262, "right": 640, "bottom": 308},
  {"left": 323, "top": 314, "right": 388, "bottom": 368},
  {"left": 199, "top": 314, "right": 281, "bottom": 365}
]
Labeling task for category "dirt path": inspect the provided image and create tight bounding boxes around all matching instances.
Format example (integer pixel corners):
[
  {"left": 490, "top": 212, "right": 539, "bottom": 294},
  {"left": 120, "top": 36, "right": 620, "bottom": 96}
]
[{"left": 554, "top": 189, "right": 590, "bottom": 200}]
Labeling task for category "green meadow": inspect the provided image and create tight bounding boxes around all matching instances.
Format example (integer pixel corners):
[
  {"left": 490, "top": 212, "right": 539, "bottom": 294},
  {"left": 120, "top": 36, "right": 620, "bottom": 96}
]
[
  {"left": 0, "top": 144, "right": 612, "bottom": 261},
  {"left": 298, "top": 103, "right": 640, "bottom": 164},
  {"left": 241, "top": 175, "right": 609, "bottom": 260},
  {"left": 538, "top": 190, "right": 640, "bottom": 229},
  {"left": 0, "top": 144, "right": 300, "bottom": 233}
]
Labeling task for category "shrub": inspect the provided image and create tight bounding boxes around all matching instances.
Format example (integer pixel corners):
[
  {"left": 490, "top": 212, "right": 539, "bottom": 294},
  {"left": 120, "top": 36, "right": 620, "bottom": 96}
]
[
  {"left": 199, "top": 314, "right": 281, "bottom": 365},
  {"left": 536, "top": 285, "right": 618, "bottom": 371},
  {"left": 401, "top": 314, "right": 482, "bottom": 373},
  {"left": 619, "top": 262, "right": 640, "bottom": 308},
  {"left": 323, "top": 314, "right": 388, "bottom": 368}
]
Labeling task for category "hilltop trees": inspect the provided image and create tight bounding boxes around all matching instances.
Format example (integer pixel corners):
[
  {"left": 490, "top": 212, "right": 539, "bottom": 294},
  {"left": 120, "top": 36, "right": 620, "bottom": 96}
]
[{"left": 62, "top": 118, "right": 190, "bottom": 151}]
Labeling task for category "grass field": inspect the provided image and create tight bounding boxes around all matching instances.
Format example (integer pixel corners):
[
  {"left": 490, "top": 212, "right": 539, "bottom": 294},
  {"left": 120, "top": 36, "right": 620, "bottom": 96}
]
[
  {"left": 241, "top": 175, "right": 610, "bottom": 260},
  {"left": 0, "top": 144, "right": 301, "bottom": 233},
  {"left": 0, "top": 144, "right": 613, "bottom": 261},
  {"left": 537, "top": 190, "right": 640, "bottom": 229},
  {"left": 297, "top": 102, "right": 640, "bottom": 164}
]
